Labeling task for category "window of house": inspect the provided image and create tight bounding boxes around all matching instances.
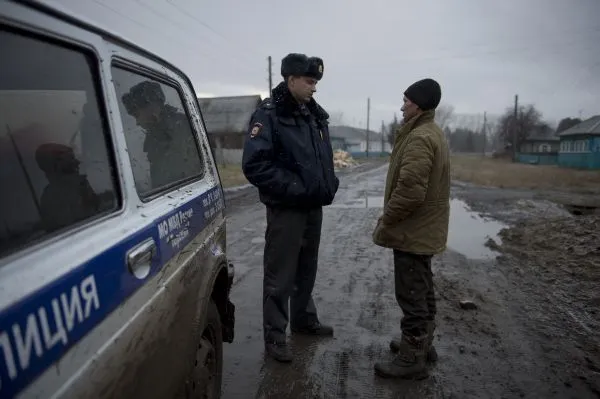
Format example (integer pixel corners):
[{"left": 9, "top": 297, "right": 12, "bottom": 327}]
[
  {"left": 0, "top": 28, "right": 120, "bottom": 258},
  {"left": 111, "top": 66, "right": 204, "bottom": 198},
  {"left": 560, "top": 141, "right": 569, "bottom": 152}
]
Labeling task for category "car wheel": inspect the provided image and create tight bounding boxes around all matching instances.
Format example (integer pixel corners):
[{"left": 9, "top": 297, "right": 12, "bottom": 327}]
[{"left": 186, "top": 299, "right": 223, "bottom": 399}]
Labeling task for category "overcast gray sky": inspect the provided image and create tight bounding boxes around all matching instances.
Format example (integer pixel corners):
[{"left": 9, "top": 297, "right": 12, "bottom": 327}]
[{"left": 48, "top": 0, "right": 600, "bottom": 129}]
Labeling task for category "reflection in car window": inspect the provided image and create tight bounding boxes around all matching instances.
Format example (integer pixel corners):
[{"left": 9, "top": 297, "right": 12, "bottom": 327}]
[
  {"left": 0, "top": 28, "right": 119, "bottom": 258},
  {"left": 112, "top": 67, "right": 204, "bottom": 197}
]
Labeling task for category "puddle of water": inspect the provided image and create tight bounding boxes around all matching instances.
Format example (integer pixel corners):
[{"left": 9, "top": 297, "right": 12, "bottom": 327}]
[
  {"left": 330, "top": 196, "right": 504, "bottom": 259},
  {"left": 564, "top": 204, "right": 599, "bottom": 216},
  {"left": 448, "top": 199, "right": 506, "bottom": 259},
  {"left": 330, "top": 196, "right": 384, "bottom": 208},
  {"left": 366, "top": 196, "right": 384, "bottom": 207}
]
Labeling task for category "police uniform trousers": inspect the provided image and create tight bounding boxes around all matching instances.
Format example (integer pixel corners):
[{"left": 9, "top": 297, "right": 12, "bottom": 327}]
[
  {"left": 393, "top": 250, "right": 436, "bottom": 337},
  {"left": 263, "top": 205, "right": 322, "bottom": 343}
]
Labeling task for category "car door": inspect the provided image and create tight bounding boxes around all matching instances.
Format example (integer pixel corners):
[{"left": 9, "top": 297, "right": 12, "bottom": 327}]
[
  {"left": 0, "top": 3, "right": 226, "bottom": 398},
  {"left": 76, "top": 50, "right": 228, "bottom": 398},
  {"left": 0, "top": 5, "right": 129, "bottom": 398}
]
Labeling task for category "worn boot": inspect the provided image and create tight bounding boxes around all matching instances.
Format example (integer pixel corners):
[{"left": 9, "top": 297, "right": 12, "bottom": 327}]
[
  {"left": 389, "top": 321, "right": 438, "bottom": 363},
  {"left": 291, "top": 322, "right": 334, "bottom": 336},
  {"left": 375, "top": 334, "right": 429, "bottom": 379},
  {"left": 265, "top": 341, "right": 293, "bottom": 363}
]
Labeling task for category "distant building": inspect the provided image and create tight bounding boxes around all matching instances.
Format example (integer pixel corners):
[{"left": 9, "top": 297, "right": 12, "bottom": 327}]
[
  {"left": 198, "top": 95, "right": 262, "bottom": 164},
  {"left": 517, "top": 135, "right": 560, "bottom": 165},
  {"left": 328, "top": 125, "right": 391, "bottom": 157},
  {"left": 558, "top": 115, "right": 600, "bottom": 170}
]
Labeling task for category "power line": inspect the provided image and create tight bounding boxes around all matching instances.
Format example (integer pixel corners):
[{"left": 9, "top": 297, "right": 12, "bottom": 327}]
[
  {"left": 164, "top": 0, "right": 267, "bottom": 62},
  {"left": 91, "top": 0, "right": 219, "bottom": 63},
  {"left": 133, "top": 0, "right": 193, "bottom": 38},
  {"left": 132, "top": 0, "right": 261, "bottom": 68},
  {"left": 91, "top": 0, "right": 265, "bottom": 84}
]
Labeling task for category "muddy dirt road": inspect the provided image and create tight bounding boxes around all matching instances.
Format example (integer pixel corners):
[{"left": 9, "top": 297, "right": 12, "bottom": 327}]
[{"left": 221, "top": 162, "right": 600, "bottom": 399}]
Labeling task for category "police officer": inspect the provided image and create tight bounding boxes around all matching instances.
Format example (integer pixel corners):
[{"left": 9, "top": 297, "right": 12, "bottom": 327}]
[
  {"left": 35, "top": 143, "right": 100, "bottom": 232},
  {"left": 121, "top": 80, "right": 199, "bottom": 190},
  {"left": 242, "top": 53, "right": 339, "bottom": 363}
]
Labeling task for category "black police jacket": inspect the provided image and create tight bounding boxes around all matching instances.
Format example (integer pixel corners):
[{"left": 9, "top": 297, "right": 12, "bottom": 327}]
[{"left": 242, "top": 83, "right": 339, "bottom": 209}]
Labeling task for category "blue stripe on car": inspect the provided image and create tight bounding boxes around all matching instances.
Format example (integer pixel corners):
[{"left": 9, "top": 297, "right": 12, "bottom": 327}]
[{"left": 0, "top": 185, "right": 225, "bottom": 398}]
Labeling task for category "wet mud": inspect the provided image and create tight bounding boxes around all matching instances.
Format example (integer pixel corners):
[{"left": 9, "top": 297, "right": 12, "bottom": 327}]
[{"left": 222, "top": 162, "right": 600, "bottom": 399}]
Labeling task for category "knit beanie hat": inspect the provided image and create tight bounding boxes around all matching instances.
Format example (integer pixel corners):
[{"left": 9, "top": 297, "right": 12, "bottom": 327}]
[{"left": 403, "top": 78, "right": 442, "bottom": 111}]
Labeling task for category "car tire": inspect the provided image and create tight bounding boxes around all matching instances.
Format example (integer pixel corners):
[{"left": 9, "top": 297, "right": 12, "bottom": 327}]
[{"left": 185, "top": 299, "right": 223, "bottom": 399}]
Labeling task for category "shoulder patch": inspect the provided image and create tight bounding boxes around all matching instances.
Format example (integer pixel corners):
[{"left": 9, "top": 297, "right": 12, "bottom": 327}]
[{"left": 250, "top": 122, "right": 263, "bottom": 138}]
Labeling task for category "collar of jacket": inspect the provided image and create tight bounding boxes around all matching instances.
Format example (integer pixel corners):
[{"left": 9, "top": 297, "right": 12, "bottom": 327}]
[
  {"left": 395, "top": 109, "right": 436, "bottom": 138},
  {"left": 271, "top": 81, "right": 329, "bottom": 121}
]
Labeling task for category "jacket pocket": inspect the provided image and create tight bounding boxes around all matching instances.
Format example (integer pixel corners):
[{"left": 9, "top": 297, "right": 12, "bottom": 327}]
[{"left": 373, "top": 219, "right": 405, "bottom": 248}]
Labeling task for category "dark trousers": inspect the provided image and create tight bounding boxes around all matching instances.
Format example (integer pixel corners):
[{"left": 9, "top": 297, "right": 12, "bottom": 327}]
[
  {"left": 263, "top": 206, "right": 322, "bottom": 343},
  {"left": 393, "top": 250, "right": 435, "bottom": 337}
]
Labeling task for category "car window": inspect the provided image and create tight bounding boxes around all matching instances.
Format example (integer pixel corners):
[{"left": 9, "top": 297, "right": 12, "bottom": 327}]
[
  {"left": 111, "top": 66, "right": 204, "bottom": 198},
  {"left": 0, "top": 28, "right": 119, "bottom": 258}
]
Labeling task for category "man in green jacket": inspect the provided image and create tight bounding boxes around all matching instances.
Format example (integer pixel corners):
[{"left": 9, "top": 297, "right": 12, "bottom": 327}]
[{"left": 372, "top": 78, "right": 450, "bottom": 379}]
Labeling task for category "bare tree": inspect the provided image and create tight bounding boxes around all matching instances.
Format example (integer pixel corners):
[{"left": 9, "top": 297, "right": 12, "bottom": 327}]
[
  {"left": 495, "top": 103, "right": 546, "bottom": 149},
  {"left": 555, "top": 117, "right": 581, "bottom": 135},
  {"left": 435, "top": 103, "right": 455, "bottom": 130},
  {"left": 387, "top": 113, "right": 400, "bottom": 146}
]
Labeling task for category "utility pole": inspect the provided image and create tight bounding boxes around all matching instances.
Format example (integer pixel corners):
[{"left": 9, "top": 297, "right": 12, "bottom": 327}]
[
  {"left": 482, "top": 111, "right": 487, "bottom": 156},
  {"left": 381, "top": 120, "right": 385, "bottom": 156},
  {"left": 512, "top": 94, "right": 518, "bottom": 162},
  {"left": 267, "top": 56, "right": 273, "bottom": 98},
  {"left": 366, "top": 97, "right": 370, "bottom": 158}
]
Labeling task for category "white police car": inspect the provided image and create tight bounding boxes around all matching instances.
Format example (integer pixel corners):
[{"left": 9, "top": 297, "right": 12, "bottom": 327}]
[{"left": 0, "top": 1, "right": 235, "bottom": 398}]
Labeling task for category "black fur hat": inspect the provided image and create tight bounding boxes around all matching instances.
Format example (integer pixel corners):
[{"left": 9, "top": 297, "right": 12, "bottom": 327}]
[{"left": 281, "top": 53, "right": 324, "bottom": 80}]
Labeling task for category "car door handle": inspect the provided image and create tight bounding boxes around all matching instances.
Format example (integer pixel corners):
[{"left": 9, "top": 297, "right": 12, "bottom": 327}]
[{"left": 127, "top": 238, "right": 156, "bottom": 279}]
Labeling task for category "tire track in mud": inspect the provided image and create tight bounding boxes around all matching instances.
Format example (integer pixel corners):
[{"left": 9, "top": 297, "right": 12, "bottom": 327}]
[
  {"left": 222, "top": 163, "right": 596, "bottom": 398},
  {"left": 303, "top": 206, "right": 444, "bottom": 399},
  {"left": 431, "top": 244, "right": 600, "bottom": 399},
  {"left": 222, "top": 163, "right": 445, "bottom": 398},
  {"left": 492, "top": 255, "right": 600, "bottom": 398},
  {"left": 455, "top": 186, "right": 600, "bottom": 398}
]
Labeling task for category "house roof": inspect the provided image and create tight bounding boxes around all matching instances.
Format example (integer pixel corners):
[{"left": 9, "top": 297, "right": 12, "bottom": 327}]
[
  {"left": 558, "top": 115, "right": 600, "bottom": 137},
  {"left": 329, "top": 125, "right": 383, "bottom": 141},
  {"left": 524, "top": 135, "right": 560, "bottom": 142},
  {"left": 198, "top": 95, "right": 262, "bottom": 135}
]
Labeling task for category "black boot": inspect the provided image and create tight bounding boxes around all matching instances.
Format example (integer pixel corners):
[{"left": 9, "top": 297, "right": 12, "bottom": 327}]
[
  {"left": 375, "top": 334, "right": 429, "bottom": 379},
  {"left": 265, "top": 341, "right": 292, "bottom": 363},
  {"left": 291, "top": 321, "right": 334, "bottom": 336},
  {"left": 389, "top": 321, "right": 437, "bottom": 362}
]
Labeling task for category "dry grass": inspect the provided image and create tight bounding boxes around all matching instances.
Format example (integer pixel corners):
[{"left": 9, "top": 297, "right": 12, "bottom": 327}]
[
  {"left": 451, "top": 154, "right": 600, "bottom": 194},
  {"left": 216, "top": 164, "right": 248, "bottom": 189}
]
